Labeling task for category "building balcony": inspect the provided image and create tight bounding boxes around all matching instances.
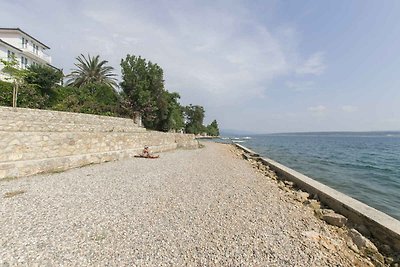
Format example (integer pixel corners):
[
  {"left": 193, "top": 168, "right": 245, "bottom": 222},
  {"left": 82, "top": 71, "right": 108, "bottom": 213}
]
[{"left": 21, "top": 44, "right": 52, "bottom": 64}]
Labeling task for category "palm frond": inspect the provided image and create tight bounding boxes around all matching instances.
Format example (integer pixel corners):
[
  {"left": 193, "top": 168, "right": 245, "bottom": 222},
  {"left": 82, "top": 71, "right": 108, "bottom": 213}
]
[{"left": 66, "top": 54, "right": 117, "bottom": 88}]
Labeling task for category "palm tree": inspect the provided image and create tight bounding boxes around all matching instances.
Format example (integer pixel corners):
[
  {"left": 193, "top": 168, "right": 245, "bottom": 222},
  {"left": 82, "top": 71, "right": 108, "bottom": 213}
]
[{"left": 66, "top": 54, "right": 117, "bottom": 88}]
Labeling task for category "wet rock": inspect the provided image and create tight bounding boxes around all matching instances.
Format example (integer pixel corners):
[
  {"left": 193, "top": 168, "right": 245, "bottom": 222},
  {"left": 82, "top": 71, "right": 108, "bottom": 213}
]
[{"left": 322, "top": 213, "right": 348, "bottom": 227}]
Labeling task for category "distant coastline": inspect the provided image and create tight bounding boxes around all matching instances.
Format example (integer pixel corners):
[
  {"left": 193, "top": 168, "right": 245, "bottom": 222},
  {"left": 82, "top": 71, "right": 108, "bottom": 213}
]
[
  {"left": 220, "top": 130, "right": 400, "bottom": 137},
  {"left": 263, "top": 130, "right": 400, "bottom": 137}
]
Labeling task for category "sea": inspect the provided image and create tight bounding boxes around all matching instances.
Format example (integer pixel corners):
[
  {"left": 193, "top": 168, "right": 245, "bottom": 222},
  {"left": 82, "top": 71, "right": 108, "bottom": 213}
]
[{"left": 216, "top": 132, "right": 400, "bottom": 221}]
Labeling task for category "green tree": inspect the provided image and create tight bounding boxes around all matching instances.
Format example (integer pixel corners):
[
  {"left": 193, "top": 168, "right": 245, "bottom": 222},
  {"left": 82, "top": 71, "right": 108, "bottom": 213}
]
[
  {"left": 184, "top": 105, "right": 206, "bottom": 134},
  {"left": 24, "top": 64, "right": 63, "bottom": 107},
  {"left": 66, "top": 54, "right": 117, "bottom": 88},
  {"left": 120, "top": 54, "right": 168, "bottom": 129},
  {"left": 25, "top": 64, "right": 63, "bottom": 96},
  {"left": 206, "top": 119, "right": 220, "bottom": 136},
  {"left": 0, "top": 56, "right": 30, "bottom": 107},
  {"left": 157, "top": 91, "right": 185, "bottom": 132}
]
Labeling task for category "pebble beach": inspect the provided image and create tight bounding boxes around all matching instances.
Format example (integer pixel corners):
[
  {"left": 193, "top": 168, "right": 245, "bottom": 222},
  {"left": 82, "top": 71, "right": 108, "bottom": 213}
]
[{"left": 0, "top": 142, "right": 377, "bottom": 266}]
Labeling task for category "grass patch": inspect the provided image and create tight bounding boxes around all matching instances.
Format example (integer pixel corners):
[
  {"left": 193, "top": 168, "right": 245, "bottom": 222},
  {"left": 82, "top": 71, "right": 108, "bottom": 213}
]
[{"left": 4, "top": 190, "right": 26, "bottom": 198}]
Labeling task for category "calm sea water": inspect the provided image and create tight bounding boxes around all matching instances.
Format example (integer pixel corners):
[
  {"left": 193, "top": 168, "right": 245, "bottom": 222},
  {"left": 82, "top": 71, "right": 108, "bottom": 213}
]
[{"left": 219, "top": 132, "right": 400, "bottom": 220}]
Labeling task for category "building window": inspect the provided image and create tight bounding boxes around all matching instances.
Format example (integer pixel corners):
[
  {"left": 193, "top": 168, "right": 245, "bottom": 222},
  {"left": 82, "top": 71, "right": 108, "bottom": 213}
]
[
  {"left": 7, "top": 50, "right": 15, "bottom": 61},
  {"left": 21, "top": 37, "right": 28, "bottom": 48},
  {"left": 20, "top": 56, "right": 28, "bottom": 69}
]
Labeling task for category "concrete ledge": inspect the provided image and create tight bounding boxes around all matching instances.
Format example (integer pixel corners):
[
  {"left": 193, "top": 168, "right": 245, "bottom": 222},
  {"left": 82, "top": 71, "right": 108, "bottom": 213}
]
[{"left": 235, "top": 143, "right": 400, "bottom": 251}]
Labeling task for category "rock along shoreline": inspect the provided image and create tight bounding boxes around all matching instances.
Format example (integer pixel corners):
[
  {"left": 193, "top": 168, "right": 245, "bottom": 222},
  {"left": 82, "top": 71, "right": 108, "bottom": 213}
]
[{"left": 233, "top": 142, "right": 400, "bottom": 266}]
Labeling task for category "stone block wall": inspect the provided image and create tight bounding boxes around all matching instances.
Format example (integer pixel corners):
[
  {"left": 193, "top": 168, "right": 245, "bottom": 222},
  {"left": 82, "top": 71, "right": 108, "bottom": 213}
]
[{"left": 0, "top": 107, "right": 198, "bottom": 179}]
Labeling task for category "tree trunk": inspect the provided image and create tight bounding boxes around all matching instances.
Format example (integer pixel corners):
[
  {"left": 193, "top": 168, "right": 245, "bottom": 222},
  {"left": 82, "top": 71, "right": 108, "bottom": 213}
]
[
  {"left": 15, "top": 82, "right": 18, "bottom": 108},
  {"left": 12, "top": 82, "right": 17, "bottom": 108}
]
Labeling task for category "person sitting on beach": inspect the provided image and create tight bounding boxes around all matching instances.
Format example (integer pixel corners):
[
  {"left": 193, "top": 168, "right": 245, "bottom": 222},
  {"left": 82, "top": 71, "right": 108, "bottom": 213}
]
[
  {"left": 142, "top": 146, "right": 150, "bottom": 157},
  {"left": 138, "top": 146, "right": 159, "bottom": 158}
]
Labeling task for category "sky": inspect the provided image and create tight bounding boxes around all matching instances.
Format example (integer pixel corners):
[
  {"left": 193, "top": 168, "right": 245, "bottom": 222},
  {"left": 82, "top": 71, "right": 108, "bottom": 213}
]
[{"left": 1, "top": 0, "right": 400, "bottom": 133}]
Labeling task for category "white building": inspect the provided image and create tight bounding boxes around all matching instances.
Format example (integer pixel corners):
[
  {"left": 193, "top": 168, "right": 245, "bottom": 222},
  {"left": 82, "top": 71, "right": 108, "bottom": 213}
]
[{"left": 0, "top": 28, "right": 57, "bottom": 80}]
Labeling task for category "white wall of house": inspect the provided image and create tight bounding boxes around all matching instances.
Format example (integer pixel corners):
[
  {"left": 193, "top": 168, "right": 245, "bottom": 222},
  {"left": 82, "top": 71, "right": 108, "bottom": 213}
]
[
  {"left": 0, "top": 45, "right": 7, "bottom": 59},
  {"left": 0, "top": 28, "right": 56, "bottom": 82},
  {"left": 0, "top": 32, "right": 20, "bottom": 48},
  {"left": 0, "top": 44, "right": 19, "bottom": 81},
  {"left": 0, "top": 45, "right": 6, "bottom": 81},
  {"left": 0, "top": 30, "right": 52, "bottom": 65}
]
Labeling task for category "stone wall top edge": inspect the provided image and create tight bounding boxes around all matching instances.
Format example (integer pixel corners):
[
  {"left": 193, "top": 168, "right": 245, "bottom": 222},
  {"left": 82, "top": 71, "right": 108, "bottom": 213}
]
[{"left": 0, "top": 106, "right": 134, "bottom": 122}]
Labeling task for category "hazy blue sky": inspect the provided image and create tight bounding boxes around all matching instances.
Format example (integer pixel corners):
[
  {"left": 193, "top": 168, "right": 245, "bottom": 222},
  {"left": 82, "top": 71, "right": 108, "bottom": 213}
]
[{"left": 2, "top": 0, "right": 400, "bottom": 133}]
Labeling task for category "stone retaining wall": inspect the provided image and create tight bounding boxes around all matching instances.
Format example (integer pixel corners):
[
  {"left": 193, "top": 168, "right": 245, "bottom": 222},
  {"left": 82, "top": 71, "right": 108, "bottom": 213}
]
[
  {"left": 235, "top": 143, "right": 400, "bottom": 253},
  {"left": 0, "top": 107, "right": 198, "bottom": 179}
]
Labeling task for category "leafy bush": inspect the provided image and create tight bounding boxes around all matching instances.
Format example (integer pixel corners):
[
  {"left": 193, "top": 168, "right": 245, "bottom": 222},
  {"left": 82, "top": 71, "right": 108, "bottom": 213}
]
[
  {"left": 24, "top": 65, "right": 63, "bottom": 107},
  {"left": 0, "top": 80, "right": 47, "bottom": 108},
  {"left": 17, "top": 84, "right": 48, "bottom": 109},
  {"left": 50, "top": 83, "right": 121, "bottom": 116},
  {"left": 0, "top": 80, "right": 13, "bottom": 106}
]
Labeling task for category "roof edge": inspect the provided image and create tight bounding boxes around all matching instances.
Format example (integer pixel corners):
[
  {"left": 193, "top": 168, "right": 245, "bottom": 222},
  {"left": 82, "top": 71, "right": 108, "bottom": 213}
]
[{"left": 0, "top": 28, "right": 50, "bottom": 49}]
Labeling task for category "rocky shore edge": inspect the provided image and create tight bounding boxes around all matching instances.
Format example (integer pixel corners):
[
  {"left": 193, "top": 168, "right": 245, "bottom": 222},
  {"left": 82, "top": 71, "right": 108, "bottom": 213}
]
[{"left": 231, "top": 144, "right": 400, "bottom": 267}]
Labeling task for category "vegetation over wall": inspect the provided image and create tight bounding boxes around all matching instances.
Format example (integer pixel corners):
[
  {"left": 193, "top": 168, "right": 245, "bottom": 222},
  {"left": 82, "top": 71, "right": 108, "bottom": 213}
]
[{"left": 0, "top": 54, "right": 219, "bottom": 135}]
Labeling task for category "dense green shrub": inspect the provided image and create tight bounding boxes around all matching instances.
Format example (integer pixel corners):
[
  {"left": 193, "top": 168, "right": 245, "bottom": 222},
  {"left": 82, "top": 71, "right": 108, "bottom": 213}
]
[
  {"left": 25, "top": 65, "right": 63, "bottom": 107},
  {"left": 0, "top": 80, "right": 47, "bottom": 108},
  {"left": 0, "top": 80, "right": 13, "bottom": 106},
  {"left": 50, "top": 83, "right": 121, "bottom": 116},
  {"left": 17, "top": 84, "right": 48, "bottom": 109}
]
